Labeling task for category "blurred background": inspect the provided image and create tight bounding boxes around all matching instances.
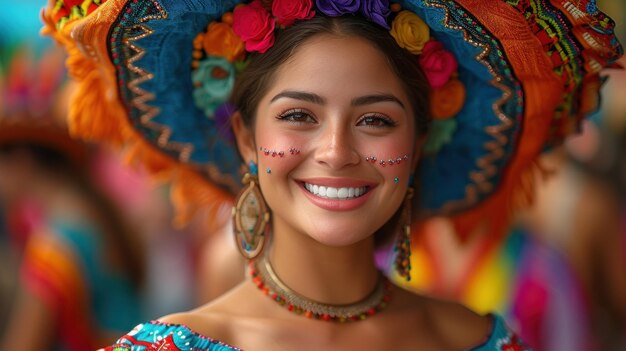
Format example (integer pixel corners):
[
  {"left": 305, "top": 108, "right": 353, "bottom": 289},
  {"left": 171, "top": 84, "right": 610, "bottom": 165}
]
[
  {"left": 0, "top": 1, "right": 624, "bottom": 350},
  {"left": 0, "top": 1, "right": 211, "bottom": 349}
]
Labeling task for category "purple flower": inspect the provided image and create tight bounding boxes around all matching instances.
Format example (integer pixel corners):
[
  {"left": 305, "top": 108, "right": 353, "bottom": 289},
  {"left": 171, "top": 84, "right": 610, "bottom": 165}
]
[
  {"left": 360, "top": 0, "right": 391, "bottom": 29},
  {"left": 214, "top": 103, "right": 236, "bottom": 142},
  {"left": 315, "top": 0, "right": 361, "bottom": 17}
]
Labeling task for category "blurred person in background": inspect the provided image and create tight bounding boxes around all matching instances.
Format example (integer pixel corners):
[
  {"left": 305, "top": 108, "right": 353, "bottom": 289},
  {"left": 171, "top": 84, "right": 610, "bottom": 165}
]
[
  {"left": 0, "top": 137, "right": 147, "bottom": 350},
  {"left": 0, "top": 18, "right": 148, "bottom": 351}
]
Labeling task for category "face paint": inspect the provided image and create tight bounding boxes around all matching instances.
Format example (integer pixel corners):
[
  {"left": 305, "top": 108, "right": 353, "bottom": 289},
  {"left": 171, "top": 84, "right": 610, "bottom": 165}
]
[
  {"left": 259, "top": 146, "right": 301, "bottom": 158},
  {"left": 364, "top": 154, "right": 409, "bottom": 167}
]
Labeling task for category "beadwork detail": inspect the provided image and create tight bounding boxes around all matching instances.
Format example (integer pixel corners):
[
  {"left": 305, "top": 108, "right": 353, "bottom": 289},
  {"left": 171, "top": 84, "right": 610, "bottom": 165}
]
[
  {"left": 259, "top": 146, "right": 300, "bottom": 157},
  {"left": 365, "top": 154, "right": 409, "bottom": 167},
  {"left": 232, "top": 163, "right": 269, "bottom": 259},
  {"left": 250, "top": 255, "right": 392, "bottom": 322},
  {"left": 394, "top": 187, "right": 414, "bottom": 281}
]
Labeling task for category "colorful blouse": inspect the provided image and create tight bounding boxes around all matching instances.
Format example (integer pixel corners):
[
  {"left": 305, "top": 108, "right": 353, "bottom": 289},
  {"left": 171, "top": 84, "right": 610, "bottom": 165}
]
[{"left": 102, "top": 314, "right": 530, "bottom": 350}]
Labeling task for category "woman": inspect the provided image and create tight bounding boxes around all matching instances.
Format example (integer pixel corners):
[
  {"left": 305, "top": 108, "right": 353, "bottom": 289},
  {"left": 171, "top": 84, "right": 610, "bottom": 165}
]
[
  {"left": 42, "top": 0, "right": 621, "bottom": 349},
  {"left": 0, "top": 40, "right": 146, "bottom": 350}
]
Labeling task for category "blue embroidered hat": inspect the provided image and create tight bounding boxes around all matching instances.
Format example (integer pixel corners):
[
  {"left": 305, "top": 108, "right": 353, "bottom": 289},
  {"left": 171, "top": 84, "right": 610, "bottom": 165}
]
[{"left": 42, "top": 0, "right": 622, "bottom": 236}]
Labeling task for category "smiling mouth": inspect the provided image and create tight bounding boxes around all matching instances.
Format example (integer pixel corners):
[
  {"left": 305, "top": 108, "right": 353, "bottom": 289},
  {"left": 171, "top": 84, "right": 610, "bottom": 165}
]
[{"left": 303, "top": 183, "right": 371, "bottom": 200}]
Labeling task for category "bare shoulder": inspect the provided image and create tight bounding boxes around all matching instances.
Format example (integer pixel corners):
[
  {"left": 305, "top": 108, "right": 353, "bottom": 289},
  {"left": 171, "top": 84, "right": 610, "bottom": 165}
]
[
  {"left": 428, "top": 297, "right": 491, "bottom": 346},
  {"left": 157, "top": 308, "right": 232, "bottom": 341},
  {"left": 394, "top": 286, "right": 492, "bottom": 349},
  {"left": 157, "top": 283, "right": 251, "bottom": 342},
  {"left": 157, "top": 280, "right": 267, "bottom": 343}
]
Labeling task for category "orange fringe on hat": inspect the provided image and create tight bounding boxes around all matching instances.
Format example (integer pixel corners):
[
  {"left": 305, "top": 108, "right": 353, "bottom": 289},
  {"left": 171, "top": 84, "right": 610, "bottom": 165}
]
[
  {"left": 41, "top": 0, "right": 233, "bottom": 233},
  {"left": 433, "top": 0, "right": 586, "bottom": 243}
]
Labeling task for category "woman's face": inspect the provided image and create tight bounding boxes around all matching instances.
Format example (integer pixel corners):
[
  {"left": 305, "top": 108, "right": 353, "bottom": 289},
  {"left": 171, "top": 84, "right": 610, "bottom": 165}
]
[{"left": 236, "top": 34, "right": 420, "bottom": 247}]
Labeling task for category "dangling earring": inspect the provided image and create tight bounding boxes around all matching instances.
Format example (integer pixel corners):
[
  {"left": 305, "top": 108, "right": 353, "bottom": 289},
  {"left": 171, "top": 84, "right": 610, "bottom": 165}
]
[
  {"left": 232, "top": 161, "right": 270, "bottom": 260},
  {"left": 395, "top": 186, "right": 414, "bottom": 281}
]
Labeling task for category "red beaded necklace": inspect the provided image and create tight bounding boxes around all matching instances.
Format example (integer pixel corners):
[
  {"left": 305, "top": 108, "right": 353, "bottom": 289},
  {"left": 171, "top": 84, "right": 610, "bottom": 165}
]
[{"left": 249, "top": 256, "right": 393, "bottom": 322}]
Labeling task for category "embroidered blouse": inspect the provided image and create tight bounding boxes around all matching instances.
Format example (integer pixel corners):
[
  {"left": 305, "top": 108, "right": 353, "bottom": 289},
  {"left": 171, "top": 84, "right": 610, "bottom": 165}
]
[{"left": 101, "top": 314, "right": 530, "bottom": 350}]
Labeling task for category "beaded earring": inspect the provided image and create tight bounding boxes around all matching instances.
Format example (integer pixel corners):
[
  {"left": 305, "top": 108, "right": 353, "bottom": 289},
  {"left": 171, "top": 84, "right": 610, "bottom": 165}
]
[
  {"left": 394, "top": 186, "right": 414, "bottom": 281},
  {"left": 232, "top": 161, "right": 270, "bottom": 259}
]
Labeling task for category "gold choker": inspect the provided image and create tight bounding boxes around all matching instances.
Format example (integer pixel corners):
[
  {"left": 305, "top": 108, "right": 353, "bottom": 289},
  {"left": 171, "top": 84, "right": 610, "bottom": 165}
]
[{"left": 249, "top": 256, "right": 392, "bottom": 322}]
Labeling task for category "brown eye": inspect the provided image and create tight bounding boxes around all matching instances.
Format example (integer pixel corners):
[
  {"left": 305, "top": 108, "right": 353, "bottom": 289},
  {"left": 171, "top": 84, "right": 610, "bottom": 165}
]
[
  {"left": 357, "top": 114, "right": 397, "bottom": 128},
  {"left": 276, "top": 109, "right": 317, "bottom": 124}
]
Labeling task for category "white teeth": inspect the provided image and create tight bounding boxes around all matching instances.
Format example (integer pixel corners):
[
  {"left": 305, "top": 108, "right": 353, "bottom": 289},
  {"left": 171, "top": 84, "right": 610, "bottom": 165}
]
[
  {"left": 337, "top": 188, "right": 348, "bottom": 198},
  {"left": 319, "top": 186, "right": 327, "bottom": 197},
  {"left": 304, "top": 183, "right": 368, "bottom": 199},
  {"left": 326, "top": 187, "right": 338, "bottom": 198}
]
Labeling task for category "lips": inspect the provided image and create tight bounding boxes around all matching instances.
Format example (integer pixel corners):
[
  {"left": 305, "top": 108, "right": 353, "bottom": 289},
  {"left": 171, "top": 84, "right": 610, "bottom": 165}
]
[{"left": 296, "top": 178, "right": 377, "bottom": 211}]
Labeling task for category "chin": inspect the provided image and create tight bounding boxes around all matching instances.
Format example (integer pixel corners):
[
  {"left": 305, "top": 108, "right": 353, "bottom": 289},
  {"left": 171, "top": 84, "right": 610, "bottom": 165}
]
[{"left": 302, "top": 219, "right": 379, "bottom": 248}]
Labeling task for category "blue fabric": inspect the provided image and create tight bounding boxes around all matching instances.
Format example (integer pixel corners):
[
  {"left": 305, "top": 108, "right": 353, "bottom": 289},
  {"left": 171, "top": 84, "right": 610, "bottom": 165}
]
[
  {"left": 401, "top": 0, "right": 523, "bottom": 211},
  {"left": 469, "top": 314, "right": 530, "bottom": 350},
  {"left": 113, "top": 0, "right": 242, "bottom": 190},
  {"left": 111, "top": 321, "right": 240, "bottom": 350},
  {"left": 109, "top": 314, "right": 528, "bottom": 350}
]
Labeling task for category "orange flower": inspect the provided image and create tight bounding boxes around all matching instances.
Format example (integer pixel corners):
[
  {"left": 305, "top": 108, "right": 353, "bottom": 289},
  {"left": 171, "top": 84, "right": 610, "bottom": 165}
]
[
  {"left": 203, "top": 21, "right": 245, "bottom": 62},
  {"left": 431, "top": 78, "right": 466, "bottom": 119}
]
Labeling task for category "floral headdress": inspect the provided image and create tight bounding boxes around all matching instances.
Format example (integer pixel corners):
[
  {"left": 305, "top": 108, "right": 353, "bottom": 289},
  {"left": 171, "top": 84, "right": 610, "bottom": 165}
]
[
  {"left": 191, "top": 0, "right": 464, "bottom": 145},
  {"left": 42, "top": 0, "right": 622, "bottom": 240}
]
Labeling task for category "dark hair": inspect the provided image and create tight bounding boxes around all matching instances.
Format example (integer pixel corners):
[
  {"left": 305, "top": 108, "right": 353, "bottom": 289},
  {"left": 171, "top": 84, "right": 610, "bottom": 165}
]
[
  {"left": 0, "top": 143, "right": 146, "bottom": 288},
  {"left": 231, "top": 15, "right": 431, "bottom": 137}
]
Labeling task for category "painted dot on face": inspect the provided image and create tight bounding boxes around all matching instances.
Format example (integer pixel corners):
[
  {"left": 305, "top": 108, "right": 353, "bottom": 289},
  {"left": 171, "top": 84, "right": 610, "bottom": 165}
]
[
  {"left": 394, "top": 177, "right": 399, "bottom": 184},
  {"left": 266, "top": 167, "right": 272, "bottom": 174},
  {"left": 364, "top": 154, "right": 410, "bottom": 168},
  {"left": 259, "top": 146, "right": 301, "bottom": 158}
]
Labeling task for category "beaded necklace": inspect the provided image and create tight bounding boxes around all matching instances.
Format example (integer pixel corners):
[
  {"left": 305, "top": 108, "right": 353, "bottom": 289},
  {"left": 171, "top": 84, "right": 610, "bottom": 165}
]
[{"left": 249, "top": 255, "right": 393, "bottom": 322}]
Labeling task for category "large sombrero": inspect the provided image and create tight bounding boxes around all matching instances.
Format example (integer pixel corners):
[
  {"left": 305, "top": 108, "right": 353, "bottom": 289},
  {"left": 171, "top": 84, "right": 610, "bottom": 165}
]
[{"left": 41, "top": 0, "right": 622, "bottom": 237}]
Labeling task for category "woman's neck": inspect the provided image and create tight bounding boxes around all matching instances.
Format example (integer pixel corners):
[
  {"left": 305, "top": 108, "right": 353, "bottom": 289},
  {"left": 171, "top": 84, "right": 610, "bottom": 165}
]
[{"left": 264, "top": 218, "right": 380, "bottom": 305}]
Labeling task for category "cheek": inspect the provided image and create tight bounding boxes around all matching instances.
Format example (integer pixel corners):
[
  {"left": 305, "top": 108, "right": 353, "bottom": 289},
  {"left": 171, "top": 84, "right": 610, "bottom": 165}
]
[
  {"left": 255, "top": 133, "right": 306, "bottom": 176},
  {"left": 361, "top": 137, "right": 416, "bottom": 182}
]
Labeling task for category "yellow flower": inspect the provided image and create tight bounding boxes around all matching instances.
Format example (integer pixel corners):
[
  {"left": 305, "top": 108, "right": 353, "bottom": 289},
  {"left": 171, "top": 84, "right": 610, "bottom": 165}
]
[
  {"left": 390, "top": 11, "right": 430, "bottom": 55},
  {"left": 203, "top": 21, "right": 245, "bottom": 62}
]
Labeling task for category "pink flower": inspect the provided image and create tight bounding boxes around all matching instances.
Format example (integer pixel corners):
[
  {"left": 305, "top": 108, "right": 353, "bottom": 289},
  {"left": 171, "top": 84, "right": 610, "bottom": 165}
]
[
  {"left": 233, "top": 1, "right": 276, "bottom": 53},
  {"left": 418, "top": 40, "right": 458, "bottom": 88},
  {"left": 272, "top": 0, "right": 315, "bottom": 27},
  {"left": 63, "top": 0, "right": 84, "bottom": 8}
]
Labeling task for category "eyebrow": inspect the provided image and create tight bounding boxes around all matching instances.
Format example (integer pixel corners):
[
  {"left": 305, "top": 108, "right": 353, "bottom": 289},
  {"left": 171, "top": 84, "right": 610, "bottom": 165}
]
[
  {"left": 351, "top": 94, "right": 405, "bottom": 109},
  {"left": 270, "top": 91, "right": 325, "bottom": 104},
  {"left": 270, "top": 90, "right": 405, "bottom": 109}
]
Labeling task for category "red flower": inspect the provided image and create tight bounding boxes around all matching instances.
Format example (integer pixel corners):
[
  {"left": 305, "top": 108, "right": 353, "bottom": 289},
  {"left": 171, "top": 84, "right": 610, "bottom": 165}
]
[
  {"left": 53, "top": 6, "right": 70, "bottom": 22},
  {"left": 87, "top": 3, "right": 99, "bottom": 15},
  {"left": 233, "top": 0, "right": 276, "bottom": 53},
  {"left": 418, "top": 40, "right": 458, "bottom": 89},
  {"left": 272, "top": 0, "right": 315, "bottom": 27},
  {"left": 502, "top": 335, "right": 526, "bottom": 351},
  {"left": 63, "top": 0, "right": 84, "bottom": 7}
]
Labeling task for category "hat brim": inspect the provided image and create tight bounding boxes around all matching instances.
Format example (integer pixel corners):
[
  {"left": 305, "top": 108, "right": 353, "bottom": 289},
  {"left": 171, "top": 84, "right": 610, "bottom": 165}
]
[{"left": 43, "top": 0, "right": 622, "bottom": 235}]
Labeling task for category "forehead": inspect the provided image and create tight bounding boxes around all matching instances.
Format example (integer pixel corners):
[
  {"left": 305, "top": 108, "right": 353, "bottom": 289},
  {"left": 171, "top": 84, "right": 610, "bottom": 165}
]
[{"left": 267, "top": 34, "right": 409, "bottom": 101}]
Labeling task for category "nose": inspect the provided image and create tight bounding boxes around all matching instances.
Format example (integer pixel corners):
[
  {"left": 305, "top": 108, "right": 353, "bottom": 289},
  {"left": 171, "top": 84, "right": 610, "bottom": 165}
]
[{"left": 313, "top": 121, "right": 361, "bottom": 170}]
